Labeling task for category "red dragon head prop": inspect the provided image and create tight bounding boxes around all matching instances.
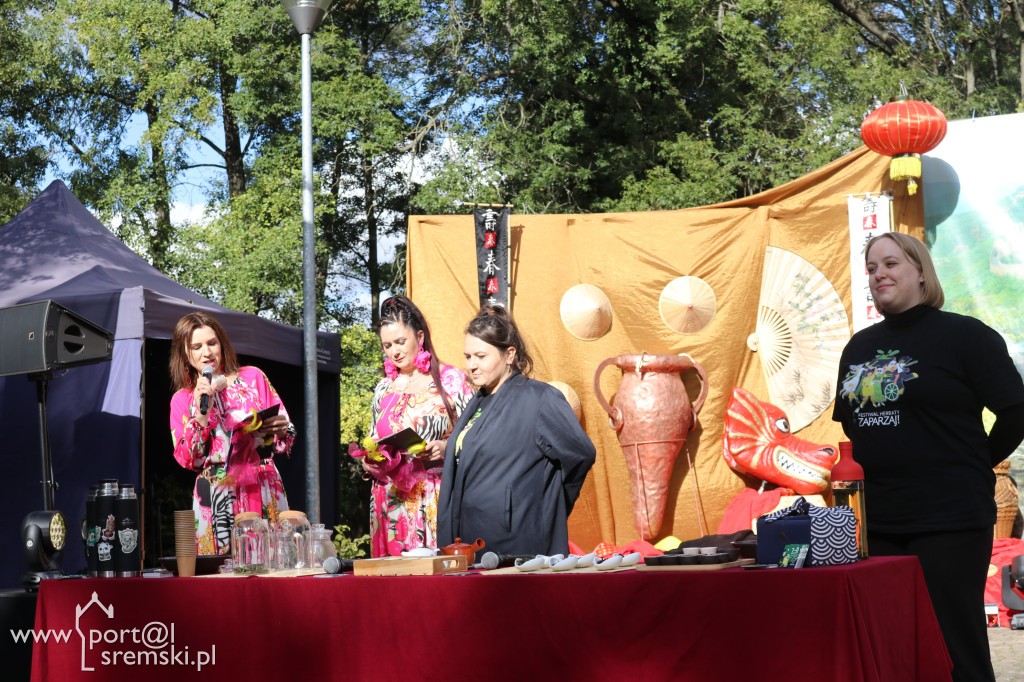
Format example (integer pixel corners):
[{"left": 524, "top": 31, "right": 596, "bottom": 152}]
[{"left": 722, "top": 387, "right": 838, "bottom": 494}]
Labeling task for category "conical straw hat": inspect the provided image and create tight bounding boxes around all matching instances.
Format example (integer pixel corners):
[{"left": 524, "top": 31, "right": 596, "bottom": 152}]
[
  {"left": 559, "top": 284, "right": 612, "bottom": 340},
  {"left": 659, "top": 276, "right": 717, "bottom": 334},
  {"left": 547, "top": 380, "right": 583, "bottom": 422}
]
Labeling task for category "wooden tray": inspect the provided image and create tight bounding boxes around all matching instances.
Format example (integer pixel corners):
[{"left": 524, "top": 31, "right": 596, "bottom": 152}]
[
  {"left": 480, "top": 564, "right": 636, "bottom": 576},
  {"left": 353, "top": 555, "right": 467, "bottom": 576},
  {"left": 635, "top": 558, "right": 756, "bottom": 572}
]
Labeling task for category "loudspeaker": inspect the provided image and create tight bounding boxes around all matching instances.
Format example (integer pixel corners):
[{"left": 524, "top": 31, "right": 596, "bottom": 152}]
[{"left": 0, "top": 300, "right": 113, "bottom": 377}]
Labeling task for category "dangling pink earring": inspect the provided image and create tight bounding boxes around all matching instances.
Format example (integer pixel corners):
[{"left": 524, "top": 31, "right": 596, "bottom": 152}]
[
  {"left": 414, "top": 342, "right": 432, "bottom": 374},
  {"left": 383, "top": 355, "right": 398, "bottom": 379}
]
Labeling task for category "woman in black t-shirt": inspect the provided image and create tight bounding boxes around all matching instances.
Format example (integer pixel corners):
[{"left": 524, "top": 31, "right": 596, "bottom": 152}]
[{"left": 833, "top": 232, "right": 1024, "bottom": 682}]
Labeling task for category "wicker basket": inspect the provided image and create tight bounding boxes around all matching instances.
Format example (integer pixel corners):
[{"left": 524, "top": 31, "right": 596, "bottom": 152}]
[{"left": 994, "top": 460, "right": 1019, "bottom": 538}]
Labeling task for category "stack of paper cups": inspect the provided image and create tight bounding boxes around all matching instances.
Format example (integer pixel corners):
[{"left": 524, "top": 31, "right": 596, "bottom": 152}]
[{"left": 174, "top": 510, "right": 197, "bottom": 577}]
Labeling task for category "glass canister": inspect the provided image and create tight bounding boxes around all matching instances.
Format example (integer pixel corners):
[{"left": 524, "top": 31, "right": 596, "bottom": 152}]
[
  {"left": 273, "top": 511, "right": 312, "bottom": 571},
  {"left": 309, "top": 523, "right": 337, "bottom": 571},
  {"left": 232, "top": 512, "right": 270, "bottom": 575}
]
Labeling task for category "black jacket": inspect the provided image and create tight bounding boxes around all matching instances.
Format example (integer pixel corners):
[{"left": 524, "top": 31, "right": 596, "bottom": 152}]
[{"left": 438, "top": 374, "right": 596, "bottom": 555}]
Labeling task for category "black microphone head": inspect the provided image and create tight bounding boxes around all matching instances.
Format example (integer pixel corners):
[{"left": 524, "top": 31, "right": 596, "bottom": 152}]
[
  {"left": 480, "top": 552, "right": 500, "bottom": 570},
  {"left": 201, "top": 364, "right": 214, "bottom": 381},
  {"left": 323, "top": 556, "right": 341, "bottom": 574}
]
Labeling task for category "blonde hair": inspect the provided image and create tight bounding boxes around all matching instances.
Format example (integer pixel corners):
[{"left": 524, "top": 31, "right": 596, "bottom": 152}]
[{"left": 865, "top": 232, "right": 944, "bottom": 310}]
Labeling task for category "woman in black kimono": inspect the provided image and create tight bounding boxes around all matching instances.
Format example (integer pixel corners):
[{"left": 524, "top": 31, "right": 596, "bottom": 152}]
[{"left": 438, "top": 305, "right": 596, "bottom": 556}]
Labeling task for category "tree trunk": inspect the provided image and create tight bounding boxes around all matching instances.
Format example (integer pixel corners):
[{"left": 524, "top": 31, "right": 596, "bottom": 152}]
[
  {"left": 1011, "top": 0, "right": 1024, "bottom": 101},
  {"left": 143, "top": 101, "right": 172, "bottom": 270},
  {"left": 364, "top": 151, "right": 380, "bottom": 330},
  {"left": 220, "top": 66, "right": 246, "bottom": 197}
]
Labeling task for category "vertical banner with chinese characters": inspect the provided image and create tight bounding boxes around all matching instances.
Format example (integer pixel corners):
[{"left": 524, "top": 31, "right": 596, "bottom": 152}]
[
  {"left": 474, "top": 207, "right": 509, "bottom": 308},
  {"left": 846, "top": 194, "right": 893, "bottom": 333}
]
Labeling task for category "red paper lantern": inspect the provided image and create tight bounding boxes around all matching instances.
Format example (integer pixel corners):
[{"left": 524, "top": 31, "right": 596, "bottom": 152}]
[{"left": 860, "top": 98, "right": 947, "bottom": 195}]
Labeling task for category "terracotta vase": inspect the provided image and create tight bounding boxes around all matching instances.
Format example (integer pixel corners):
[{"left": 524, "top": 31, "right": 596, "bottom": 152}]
[{"left": 594, "top": 353, "right": 709, "bottom": 540}]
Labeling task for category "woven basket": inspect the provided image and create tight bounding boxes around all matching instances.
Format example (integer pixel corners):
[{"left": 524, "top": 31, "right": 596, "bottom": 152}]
[{"left": 993, "top": 460, "right": 1019, "bottom": 538}]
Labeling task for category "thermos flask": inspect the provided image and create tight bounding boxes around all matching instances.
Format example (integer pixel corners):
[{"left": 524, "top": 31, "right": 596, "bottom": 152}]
[
  {"left": 84, "top": 484, "right": 99, "bottom": 577},
  {"left": 95, "top": 479, "right": 119, "bottom": 577},
  {"left": 114, "top": 484, "right": 141, "bottom": 577}
]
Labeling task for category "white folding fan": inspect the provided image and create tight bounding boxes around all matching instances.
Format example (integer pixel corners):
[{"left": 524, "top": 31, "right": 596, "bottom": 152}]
[{"left": 746, "top": 246, "right": 851, "bottom": 432}]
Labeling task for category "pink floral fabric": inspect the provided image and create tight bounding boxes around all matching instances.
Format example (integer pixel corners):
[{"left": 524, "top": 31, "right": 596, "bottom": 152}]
[
  {"left": 170, "top": 366, "right": 293, "bottom": 555},
  {"left": 368, "top": 364, "right": 473, "bottom": 556}
]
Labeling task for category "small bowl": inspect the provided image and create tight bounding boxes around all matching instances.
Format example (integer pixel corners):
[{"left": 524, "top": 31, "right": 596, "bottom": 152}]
[
  {"left": 722, "top": 548, "right": 741, "bottom": 562},
  {"left": 676, "top": 555, "right": 699, "bottom": 565},
  {"left": 732, "top": 539, "right": 758, "bottom": 559},
  {"left": 696, "top": 553, "right": 724, "bottom": 565},
  {"left": 699, "top": 546, "right": 718, "bottom": 555},
  {"left": 681, "top": 547, "right": 700, "bottom": 556},
  {"left": 644, "top": 555, "right": 669, "bottom": 567}
]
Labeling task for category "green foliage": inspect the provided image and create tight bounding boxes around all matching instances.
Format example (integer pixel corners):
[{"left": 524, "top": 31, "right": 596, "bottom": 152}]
[
  {"left": 333, "top": 323, "right": 381, "bottom": 536},
  {"left": 332, "top": 523, "right": 371, "bottom": 560},
  {"left": 166, "top": 150, "right": 331, "bottom": 325},
  {"left": 0, "top": 1, "right": 52, "bottom": 222},
  {"left": 600, "top": 131, "right": 738, "bottom": 211},
  {"left": 337, "top": 324, "right": 382, "bottom": 446},
  {"left": 0, "top": 124, "right": 46, "bottom": 224}
]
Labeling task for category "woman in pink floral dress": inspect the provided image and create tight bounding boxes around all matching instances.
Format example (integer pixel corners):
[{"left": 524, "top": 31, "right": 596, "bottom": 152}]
[
  {"left": 169, "top": 312, "right": 294, "bottom": 555},
  {"left": 357, "top": 296, "right": 473, "bottom": 557}
]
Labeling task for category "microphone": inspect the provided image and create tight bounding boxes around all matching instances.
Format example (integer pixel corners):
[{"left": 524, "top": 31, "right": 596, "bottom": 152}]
[
  {"left": 322, "top": 557, "right": 354, "bottom": 574},
  {"left": 199, "top": 365, "right": 214, "bottom": 415},
  {"left": 480, "top": 551, "right": 539, "bottom": 570}
]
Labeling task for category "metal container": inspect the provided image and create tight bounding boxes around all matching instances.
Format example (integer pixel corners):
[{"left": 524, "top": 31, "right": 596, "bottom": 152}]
[
  {"left": 95, "top": 479, "right": 119, "bottom": 577},
  {"left": 114, "top": 484, "right": 141, "bottom": 576}
]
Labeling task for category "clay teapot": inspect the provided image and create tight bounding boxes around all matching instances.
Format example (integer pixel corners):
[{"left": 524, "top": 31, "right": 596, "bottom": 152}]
[{"left": 440, "top": 537, "right": 485, "bottom": 564}]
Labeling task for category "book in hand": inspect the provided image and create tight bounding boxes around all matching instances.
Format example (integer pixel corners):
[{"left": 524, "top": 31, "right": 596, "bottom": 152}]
[
  {"left": 376, "top": 427, "right": 425, "bottom": 452},
  {"left": 241, "top": 403, "right": 280, "bottom": 429}
]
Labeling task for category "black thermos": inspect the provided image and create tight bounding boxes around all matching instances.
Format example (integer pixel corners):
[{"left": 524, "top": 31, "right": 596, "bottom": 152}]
[
  {"left": 85, "top": 485, "right": 99, "bottom": 577},
  {"left": 95, "top": 479, "right": 119, "bottom": 578},
  {"left": 114, "top": 484, "right": 141, "bottom": 577}
]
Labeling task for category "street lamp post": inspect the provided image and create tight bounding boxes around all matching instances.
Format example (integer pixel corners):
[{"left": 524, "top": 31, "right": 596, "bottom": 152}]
[{"left": 281, "top": 0, "right": 333, "bottom": 524}]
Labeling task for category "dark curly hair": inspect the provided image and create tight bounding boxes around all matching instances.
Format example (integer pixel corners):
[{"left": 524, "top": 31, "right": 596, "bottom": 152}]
[
  {"left": 465, "top": 305, "right": 533, "bottom": 377},
  {"left": 379, "top": 295, "right": 457, "bottom": 421}
]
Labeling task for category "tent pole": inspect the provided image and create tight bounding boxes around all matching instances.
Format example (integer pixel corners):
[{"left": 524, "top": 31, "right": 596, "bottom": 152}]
[{"left": 31, "top": 372, "right": 56, "bottom": 510}]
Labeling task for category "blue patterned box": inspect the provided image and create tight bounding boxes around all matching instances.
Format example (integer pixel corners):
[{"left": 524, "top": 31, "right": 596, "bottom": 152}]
[{"left": 757, "top": 497, "right": 857, "bottom": 566}]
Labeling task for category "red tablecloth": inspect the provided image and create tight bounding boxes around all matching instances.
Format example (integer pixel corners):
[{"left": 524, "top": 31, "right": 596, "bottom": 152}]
[{"left": 31, "top": 556, "right": 950, "bottom": 682}]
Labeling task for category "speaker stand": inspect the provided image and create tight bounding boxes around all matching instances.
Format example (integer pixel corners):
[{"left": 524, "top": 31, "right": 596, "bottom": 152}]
[{"left": 27, "top": 371, "right": 56, "bottom": 510}]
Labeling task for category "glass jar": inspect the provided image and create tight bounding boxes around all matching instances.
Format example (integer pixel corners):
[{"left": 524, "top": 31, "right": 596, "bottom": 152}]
[
  {"left": 273, "top": 511, "right": 312, "bottom": 572},
  {"left": 231, "top": 512, "right": 270, "bottom": 575},
  {"left": 309, "top": 523, "right": 337, "bottom": 571}
]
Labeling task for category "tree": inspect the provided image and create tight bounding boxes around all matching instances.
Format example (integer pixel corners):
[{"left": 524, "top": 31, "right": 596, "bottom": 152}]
[
  {"left": 824, "top": 0, "right": 1023, "bottom": 112},
  {"left": 314, "top": 1, "right": 425, "bottom": 330},
  {"left": 0, "top": 1, "right": 49, "bottom": 223},
  {"left": 412, "top": 0, "right": 921, "bottom": 214}
]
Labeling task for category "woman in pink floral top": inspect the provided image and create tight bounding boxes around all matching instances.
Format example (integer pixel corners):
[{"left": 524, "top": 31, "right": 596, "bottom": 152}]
[
  {"left": 169, "top": 312, "right": 294, "bottom": 555},
  {"left": 358, "top": 296, "right": 473, "bottom": 557}
]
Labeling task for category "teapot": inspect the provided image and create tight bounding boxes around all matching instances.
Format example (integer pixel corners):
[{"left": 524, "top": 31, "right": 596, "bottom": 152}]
[{"left": 440, "top": 537, "right": 485, "bottom": 564}]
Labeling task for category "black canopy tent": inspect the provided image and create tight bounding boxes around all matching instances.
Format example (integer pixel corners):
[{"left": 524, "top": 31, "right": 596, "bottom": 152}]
[{"left": 0, "top": 180, "right": 341, "bottom": 588}]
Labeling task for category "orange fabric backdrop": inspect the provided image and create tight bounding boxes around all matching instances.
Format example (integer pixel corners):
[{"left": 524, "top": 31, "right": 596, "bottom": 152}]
[{"left": 408, "top": 146, "right": 924, "bottom": 549}]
